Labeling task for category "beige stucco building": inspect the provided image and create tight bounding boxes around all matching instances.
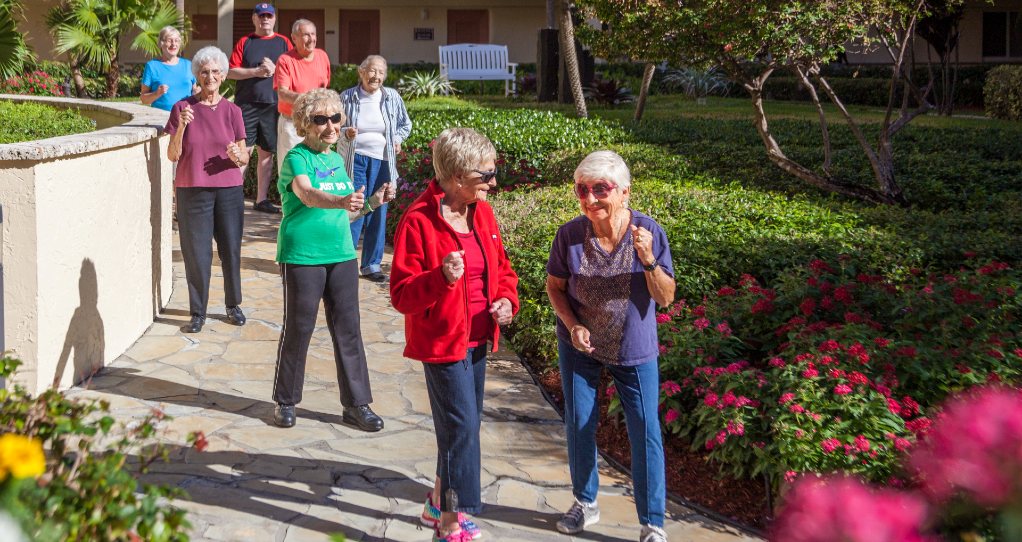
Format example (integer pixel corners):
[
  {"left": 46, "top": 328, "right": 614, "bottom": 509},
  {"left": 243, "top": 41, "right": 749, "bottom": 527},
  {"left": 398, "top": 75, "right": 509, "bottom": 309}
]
[{"left": 21, "top": 0, "right": 549, "bottom": 67}]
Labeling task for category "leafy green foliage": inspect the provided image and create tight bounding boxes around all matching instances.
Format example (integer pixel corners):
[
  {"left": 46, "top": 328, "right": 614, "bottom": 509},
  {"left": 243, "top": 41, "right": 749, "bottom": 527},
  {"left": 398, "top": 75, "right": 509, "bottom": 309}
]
[
  {"left": 0, "top": 0, "right": 30, "bottom": 79},
  {"left": 582, "top": 75, "right": 634, "bottom": 106},
  {"left": 0, "top": 357, "right": 190, "bottom": 541},
  {"left": 0, "top": 101, "right": 95, "bottom": 143},
  {"left": 0, "top": 70, "right": 64, "bottom": 96},
  {"left": 984, "top": 65, "right": 1022, "bottom": 121},
  {"left": 661, "top": 67, "right": 732, "bottom": 99},
  {"left": 397, "top": 71, "right": 458, "bottom": 100}
]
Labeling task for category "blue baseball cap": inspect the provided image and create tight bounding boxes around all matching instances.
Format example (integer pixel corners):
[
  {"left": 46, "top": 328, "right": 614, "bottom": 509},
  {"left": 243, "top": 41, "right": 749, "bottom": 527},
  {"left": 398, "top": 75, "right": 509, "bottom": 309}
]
[{"left": 253, "top": 3, "right": 275, "bottom": 15}]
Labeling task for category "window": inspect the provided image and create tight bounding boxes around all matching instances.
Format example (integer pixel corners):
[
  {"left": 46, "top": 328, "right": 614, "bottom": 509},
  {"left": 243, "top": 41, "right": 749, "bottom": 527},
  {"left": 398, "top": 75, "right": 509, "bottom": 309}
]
[{"left": 983, "top": 11, "right": 1022, "bottom": 58}]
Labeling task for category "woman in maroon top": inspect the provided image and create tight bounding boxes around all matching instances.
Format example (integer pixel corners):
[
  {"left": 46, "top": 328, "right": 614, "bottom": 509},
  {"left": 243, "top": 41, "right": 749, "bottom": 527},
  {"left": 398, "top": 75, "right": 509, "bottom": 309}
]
[
  {"left": 390, "top": 128, "right": 519, "bottom": 542},
  {"left": 166, "top": 46, "right": 250, "bottom": 334}
]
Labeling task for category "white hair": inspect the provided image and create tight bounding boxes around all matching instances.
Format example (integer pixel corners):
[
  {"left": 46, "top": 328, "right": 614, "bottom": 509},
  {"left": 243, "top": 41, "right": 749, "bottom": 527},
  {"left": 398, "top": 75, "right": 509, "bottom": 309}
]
[
  {"left": 291, "top": 18, "right": 315, "bottom": 35},
  {"left": 359, "top": 55, "right": 387, "bottom": 70},
  {"left": 158, "top": 26, "right": 182, "bottom": 44},
  {"left": 191, "top": 46, "right": 229, "bottom": 78},
  {"left": 574, "top": 150, "right": 631, "bottom": 188}
]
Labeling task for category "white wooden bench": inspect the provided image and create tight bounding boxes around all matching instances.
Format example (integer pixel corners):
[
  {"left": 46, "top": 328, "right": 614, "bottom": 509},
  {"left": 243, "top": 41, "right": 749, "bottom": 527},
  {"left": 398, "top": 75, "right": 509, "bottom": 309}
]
[{"left": 439, "top": 44, "right": 518, "bottom": 96}]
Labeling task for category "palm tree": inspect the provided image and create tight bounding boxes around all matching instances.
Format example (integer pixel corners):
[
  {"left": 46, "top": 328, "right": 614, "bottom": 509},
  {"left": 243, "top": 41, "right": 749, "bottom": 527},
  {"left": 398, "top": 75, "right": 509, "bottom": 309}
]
[
  {"left": 47, "top": 0, "right": 185, "bottom": 98},
  {"left": 558, "top": 0, "right": 587, "bottom": 118},
  {"left": 0, "top": 0, "right": 31, "bottom": 80}
]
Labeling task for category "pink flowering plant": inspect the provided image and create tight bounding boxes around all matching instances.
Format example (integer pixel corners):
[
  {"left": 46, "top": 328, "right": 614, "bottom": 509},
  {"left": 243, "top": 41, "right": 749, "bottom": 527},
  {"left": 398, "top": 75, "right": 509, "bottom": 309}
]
[
  {"left": 0, "top": 71, "right": 64, "bottom": 97},
  {"left": 653, "top": 256, "right": 1021, "bottom": 487}
]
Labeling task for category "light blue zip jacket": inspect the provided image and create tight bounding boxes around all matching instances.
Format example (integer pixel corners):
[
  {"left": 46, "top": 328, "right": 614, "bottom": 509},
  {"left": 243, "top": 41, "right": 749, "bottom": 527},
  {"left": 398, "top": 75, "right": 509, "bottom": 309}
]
[{"left": 338, "top": 85, "right": 412, "bottom": 183}]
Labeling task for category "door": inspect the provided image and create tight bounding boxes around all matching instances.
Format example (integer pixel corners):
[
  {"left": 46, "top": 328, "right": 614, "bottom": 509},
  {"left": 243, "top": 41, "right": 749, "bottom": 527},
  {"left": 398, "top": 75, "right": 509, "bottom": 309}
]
[
  {"left": 447, "top": 10, "right": 489, "bottom": 44},
  {"left": 339, "top": 10, "right": 380, "bottom": 64},
  {"left": 277, "top": 9, "right": 326, "bottom": 48}
]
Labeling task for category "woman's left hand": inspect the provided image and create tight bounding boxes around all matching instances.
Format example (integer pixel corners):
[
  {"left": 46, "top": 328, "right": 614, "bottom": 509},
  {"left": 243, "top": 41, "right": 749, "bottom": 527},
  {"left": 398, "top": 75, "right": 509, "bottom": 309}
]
[
  {"left": 489, "top": 297, "right": 513, "bottom": 326},
  {"left": 372, "top": 182, "right": 397, "bottom": 205},
  {"left": 631, "top": 225, "right": 655, "bottom": 268},
  {"left": 226, "top": 142, "right": 244, "bottom": 167}
]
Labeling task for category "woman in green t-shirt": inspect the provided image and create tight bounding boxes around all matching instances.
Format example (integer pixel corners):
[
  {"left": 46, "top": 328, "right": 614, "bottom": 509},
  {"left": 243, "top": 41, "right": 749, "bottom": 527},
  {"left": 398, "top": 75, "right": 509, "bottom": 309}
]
[{"left": 271, "top": 88, "right": 395, "bottom": 432}]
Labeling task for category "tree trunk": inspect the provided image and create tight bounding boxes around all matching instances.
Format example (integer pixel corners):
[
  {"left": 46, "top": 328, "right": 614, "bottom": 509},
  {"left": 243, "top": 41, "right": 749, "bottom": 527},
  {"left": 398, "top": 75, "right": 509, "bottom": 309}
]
[
  {"left": 105, "top": 54, "right": 120, "bottom": 98},
  {"left": 558, "top": 0, "right": 587, "bottom": 118},
  {"left": 633, "top": 63, "right": 656, "bottom": 123},
  {"left": 70, "top": 59, "right": 86, "bottom": 98}
]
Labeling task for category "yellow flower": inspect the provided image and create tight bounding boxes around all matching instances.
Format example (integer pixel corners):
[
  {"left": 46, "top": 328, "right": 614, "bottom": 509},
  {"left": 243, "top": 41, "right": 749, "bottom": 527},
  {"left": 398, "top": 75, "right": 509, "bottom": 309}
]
[{"left": 0, "top": 433, "right": 46, "bottom": 480}]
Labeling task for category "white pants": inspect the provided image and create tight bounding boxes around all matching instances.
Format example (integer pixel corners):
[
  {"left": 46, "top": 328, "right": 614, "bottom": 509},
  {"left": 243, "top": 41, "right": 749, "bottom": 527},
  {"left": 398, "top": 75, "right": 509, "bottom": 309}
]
[{"left": 276, "top": 114, "right": 302, "bottom": 173}]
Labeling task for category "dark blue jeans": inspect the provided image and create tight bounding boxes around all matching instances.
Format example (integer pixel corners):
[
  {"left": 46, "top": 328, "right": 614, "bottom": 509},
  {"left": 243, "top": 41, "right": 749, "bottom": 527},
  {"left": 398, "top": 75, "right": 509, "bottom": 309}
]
[
  {"left": 348, "top": 153, "right": 391, "bottom": 275},
  {"left": 558, "top": 339, "right": 666, "bottom": 527},
  {"left": 422, "top": 346, "right": 487, "bottom": 514}
]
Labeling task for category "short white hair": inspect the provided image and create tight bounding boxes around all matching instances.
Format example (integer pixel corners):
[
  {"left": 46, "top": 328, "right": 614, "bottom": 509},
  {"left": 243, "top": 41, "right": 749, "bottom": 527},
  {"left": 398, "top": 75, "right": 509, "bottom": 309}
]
[
  {"left": 292, "top": 18, "right": 315, "bottom": 35},
  {"left": 158, "top": 26, "right": 182, "bottom": 44},
  {"left": 359, "top": 55, "right": 387, "bottom": 70},
  {"left": 191, "top": 46, "right": 229, "bottom": 78},
  {"left": 574, "top": 150, "right": 631, "bottom": 188}
]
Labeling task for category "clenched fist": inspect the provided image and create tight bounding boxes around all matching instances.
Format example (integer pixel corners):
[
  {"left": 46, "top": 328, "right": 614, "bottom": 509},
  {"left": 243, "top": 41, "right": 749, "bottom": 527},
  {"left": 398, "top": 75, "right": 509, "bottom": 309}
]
[{"left": 442, "top": 250, "right": 465, "bottom": 284}]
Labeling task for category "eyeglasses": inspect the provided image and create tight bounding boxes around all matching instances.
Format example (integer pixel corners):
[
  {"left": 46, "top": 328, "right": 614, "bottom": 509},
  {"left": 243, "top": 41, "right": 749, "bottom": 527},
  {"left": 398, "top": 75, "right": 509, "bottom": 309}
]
[
  {"left": 574, "top": 181, "right": 618, "bottom": 199},
  {"left": 257, "top": 13, "right": 274, "bottom": 19},
  {"left": 471, "top": 169, "right": 497, "bottom": 183},
  {"left": 363, "top": 67, "right": 386, "bottom": 77},
  {"left": 311, "top": 113, "right": 343, "bottom": 125},
  {"left": 198, "top": 69, "right": 222, "bottom": 78}
]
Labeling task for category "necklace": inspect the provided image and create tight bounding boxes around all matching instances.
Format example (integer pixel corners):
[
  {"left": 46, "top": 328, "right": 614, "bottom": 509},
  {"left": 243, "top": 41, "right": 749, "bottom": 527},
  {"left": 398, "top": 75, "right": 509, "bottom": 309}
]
[
  {"left": 312, "top": 151, "right": 336, "bottom": 177},
  {"left": 200, "top": 94, "right": 220, "bottom": 111}
]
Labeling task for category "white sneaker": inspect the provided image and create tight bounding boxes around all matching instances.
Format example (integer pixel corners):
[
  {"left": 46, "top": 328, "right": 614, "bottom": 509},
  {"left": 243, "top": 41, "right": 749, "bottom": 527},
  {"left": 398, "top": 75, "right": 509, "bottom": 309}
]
[
  {"left": 556, "top": 499, "right": 600, "bottom": 534},
  {"left": 640, "top": 524, "right": 667, "bottom": 542}
]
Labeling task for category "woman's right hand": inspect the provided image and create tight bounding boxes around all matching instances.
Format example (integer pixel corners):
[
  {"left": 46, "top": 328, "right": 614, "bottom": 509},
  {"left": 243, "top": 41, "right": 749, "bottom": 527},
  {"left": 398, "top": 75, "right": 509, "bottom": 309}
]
[
  {"left": 442, "top": 250, "right": 465, "bottom": 283},
  {"left": 344, "top": 127, "right": 357, "bottom": 140},
  {"left": 157, "top": 84, "right": 169, "bottom": 96},
  {"left": 178, "top": 105, "right": 194, "bottom": 127},
  {"left": 570, "top": 324, "right": 595, "bottom": 354},
  {"left": 342, "top": 186, "right": 365, "bottom": 212}
]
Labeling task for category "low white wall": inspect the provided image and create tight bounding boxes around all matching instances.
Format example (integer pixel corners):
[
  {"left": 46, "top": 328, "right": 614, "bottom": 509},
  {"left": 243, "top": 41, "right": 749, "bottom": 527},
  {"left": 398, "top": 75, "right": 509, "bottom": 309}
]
[{"left": 0, "top": 95, "right": 173, "bottom": 394}]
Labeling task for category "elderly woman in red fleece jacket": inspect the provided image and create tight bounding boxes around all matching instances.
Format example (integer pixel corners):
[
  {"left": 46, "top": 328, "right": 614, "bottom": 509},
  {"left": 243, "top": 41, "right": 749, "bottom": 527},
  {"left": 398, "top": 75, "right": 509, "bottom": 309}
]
[{"left": 390, "top": 127, "right": 519, "bottom": 542}]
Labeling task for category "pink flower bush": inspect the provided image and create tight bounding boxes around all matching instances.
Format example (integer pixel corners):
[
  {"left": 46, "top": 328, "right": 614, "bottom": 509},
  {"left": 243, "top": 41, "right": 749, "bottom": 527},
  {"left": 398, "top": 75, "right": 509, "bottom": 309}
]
[
  {"left": 771, "top": 476, "right": 935, "bottom": 542},
  {"left": 909, "top": 386, "right": 1022, "bottom": 508}
]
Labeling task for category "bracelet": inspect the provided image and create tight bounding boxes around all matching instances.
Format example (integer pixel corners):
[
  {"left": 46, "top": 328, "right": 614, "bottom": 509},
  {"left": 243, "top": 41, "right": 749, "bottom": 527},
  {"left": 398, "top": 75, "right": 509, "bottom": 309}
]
[
  {"left": 570, "top": 324, "right": 586, "bottom": 335},
  {"left": 361, "top": 201, "right": 373, "bottom": 216}
]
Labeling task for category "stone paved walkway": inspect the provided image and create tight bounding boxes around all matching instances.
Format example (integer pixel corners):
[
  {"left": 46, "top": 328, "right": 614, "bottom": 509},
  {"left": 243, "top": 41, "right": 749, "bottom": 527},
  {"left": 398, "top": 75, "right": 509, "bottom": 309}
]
[{"left": 65, "top": 206, "right": 761, "bottom": 542}]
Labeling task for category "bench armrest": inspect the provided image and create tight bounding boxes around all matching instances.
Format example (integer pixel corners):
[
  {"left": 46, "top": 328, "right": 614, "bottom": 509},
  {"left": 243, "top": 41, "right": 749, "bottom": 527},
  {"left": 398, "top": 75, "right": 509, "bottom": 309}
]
[{"left": 507, "top": 62, "right": 518, "bottom": 76}]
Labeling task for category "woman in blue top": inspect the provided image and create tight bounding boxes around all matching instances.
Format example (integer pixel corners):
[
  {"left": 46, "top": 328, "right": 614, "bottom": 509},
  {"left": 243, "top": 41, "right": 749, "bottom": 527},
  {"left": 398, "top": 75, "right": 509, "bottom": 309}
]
[
  {"left": 141, "top": 26, "right": 197, "bottom": 111},
  {"left": 545, "top": 150, "right": 676, "bottom": 542}
]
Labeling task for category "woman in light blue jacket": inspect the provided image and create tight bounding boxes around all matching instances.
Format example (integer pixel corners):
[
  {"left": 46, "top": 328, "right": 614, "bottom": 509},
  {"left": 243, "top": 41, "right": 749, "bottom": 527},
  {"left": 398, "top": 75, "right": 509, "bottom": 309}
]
[{"left": 338, "top": 55, "right": 412, "bottom": 283}]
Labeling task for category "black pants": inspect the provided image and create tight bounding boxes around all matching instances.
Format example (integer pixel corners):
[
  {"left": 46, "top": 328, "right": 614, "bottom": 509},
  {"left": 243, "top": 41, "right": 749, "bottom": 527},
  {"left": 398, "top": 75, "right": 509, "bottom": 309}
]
[
  {"left": 176, "top": 186, "right": 244, "bottom": 317},
  {"left": 272, "top": 260, "right": 373, "bottom": 407}
]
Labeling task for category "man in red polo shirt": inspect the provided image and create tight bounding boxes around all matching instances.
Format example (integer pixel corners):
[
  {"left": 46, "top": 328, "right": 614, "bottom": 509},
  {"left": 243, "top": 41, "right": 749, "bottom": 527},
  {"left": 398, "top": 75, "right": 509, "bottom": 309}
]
[
  {"left": 274, "top": 18, "right": 331, "bottom": 173},
  {"left": 228, "top": 2, "right": 293, "bottom": 214}
]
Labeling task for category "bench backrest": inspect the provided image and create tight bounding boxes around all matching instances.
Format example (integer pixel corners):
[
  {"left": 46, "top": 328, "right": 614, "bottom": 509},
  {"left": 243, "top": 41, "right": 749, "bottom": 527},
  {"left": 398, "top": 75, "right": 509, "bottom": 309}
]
[{"left": 439, "top": 44, "right": 509, "bottom": 73}]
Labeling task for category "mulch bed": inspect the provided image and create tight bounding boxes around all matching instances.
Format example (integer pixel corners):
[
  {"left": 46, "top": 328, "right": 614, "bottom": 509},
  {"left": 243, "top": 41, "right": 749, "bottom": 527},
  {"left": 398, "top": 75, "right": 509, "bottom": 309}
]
[{"left": 533, "top": 364, "right": 770, "bottom": 532}]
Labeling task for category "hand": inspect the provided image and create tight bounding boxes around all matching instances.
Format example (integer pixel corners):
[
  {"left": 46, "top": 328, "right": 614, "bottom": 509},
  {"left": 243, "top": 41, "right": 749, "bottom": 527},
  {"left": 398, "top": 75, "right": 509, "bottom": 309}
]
[
  {"left": 344, "top": 127, "right": 357, "bottom": 140},
  {"left": 226, "top": 142, "right": 243, "bottom": 166},
  {"left": 489, "top": 297, "right": 513, "bottom": 326},
  {"left": 442, "top": 250, "right": 465, "bottom": 284},
  {"left": 342, "top": 186, "right": 365, "bottom": 212},
  {"left": 373, "top": 182, "right": 397, "bottom": 205},
  {"left": 394, "top": 142, "right": 402, "bottom": 154},
  {"left": 260, "top": 57, "right": 275, "bottom": 77},
  {"left": 157, "top": 84, "right": 169, "bottom": 95},
  {"left": 570, "top": 324, "right": 595, "bottom": 354},
  {"left": 631, "top": 225, "right": 655, "bottom": 269},
  {"left": 179, "top": 105, "right": 194, "bottom": 127}
]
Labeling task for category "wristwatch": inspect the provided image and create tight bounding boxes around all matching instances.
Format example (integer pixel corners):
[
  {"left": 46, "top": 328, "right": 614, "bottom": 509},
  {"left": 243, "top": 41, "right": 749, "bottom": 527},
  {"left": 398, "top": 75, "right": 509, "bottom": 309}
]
[{"left": 642, "top": 259, "right": 658, "bottom": 272}]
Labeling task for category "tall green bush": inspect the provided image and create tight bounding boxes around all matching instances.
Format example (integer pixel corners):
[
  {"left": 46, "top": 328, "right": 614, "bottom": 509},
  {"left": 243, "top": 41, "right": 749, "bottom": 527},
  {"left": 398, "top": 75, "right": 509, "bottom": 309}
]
[{"left": 984, "top": 65, "right": 1022, "bottom": 121}]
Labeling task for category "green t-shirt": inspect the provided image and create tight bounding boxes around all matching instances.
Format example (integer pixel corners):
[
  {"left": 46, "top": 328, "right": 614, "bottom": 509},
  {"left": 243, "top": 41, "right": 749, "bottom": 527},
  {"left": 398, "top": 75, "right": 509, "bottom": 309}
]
[{"left": 276, "top": 143, "right": 357, "bottom": 265}]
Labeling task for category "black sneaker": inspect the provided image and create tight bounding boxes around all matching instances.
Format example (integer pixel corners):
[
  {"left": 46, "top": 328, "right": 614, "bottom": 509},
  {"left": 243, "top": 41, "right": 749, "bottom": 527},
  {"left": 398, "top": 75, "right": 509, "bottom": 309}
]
[
  {"left": 361, "top": 271, "right": 388, "bottom": 283},
  {"left": 226, "top": 306, "right": 246, "bottom": 326},
  {"left": 273, "top": 404, "right": 296, "bottom": 428},
  {"left": 254, "top": 199, "right": 280, "bottom": 214}
]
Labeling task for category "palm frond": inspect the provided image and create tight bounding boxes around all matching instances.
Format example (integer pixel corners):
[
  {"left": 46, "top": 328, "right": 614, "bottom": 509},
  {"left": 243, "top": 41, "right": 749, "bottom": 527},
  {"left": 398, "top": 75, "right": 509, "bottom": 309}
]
[{"left": 131, "top": 0, "right": 188, "bottom": 57}]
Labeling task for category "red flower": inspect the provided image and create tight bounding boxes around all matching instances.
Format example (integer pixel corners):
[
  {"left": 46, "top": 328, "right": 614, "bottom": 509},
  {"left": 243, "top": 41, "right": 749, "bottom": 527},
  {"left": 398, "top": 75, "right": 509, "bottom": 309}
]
[
  {"left": 693, "top": 317, "right": 710, "bottom": 330},
  {"left": 751, "top": 298, "right": 774, "bottom": 314},
  {"left": 664, "top": 408, "right": 680, "bottom": 424},
  {"left": 799, "top": 297, "right": 816, "bottom": 316},
  {"left": 821, "top": 438, "right": 840, "bottom": 453},
  {"left": 717, "top": 286, "right": 737, "bottom": 296},
  {"left": 834, "top": 384, "right": 853, "bottom": 396}
]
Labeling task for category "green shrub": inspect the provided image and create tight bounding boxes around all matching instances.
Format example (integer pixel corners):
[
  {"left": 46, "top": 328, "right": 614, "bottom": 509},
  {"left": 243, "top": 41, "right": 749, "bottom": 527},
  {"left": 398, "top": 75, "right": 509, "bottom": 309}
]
[
  {"left": 0, "top": 101, "right": 95, "bottom": 143},
  {"left": 397, "top": 71, "right": 457, "bottom": 100},
  {"left": 242, "top": 147, "right": 280, "bottom": 204},
  {"left": 0, "top": 357, "right": 190, "bottom": 541},
  {"left": 984, "top": 65, "right": 1022, "bottom": 121}
]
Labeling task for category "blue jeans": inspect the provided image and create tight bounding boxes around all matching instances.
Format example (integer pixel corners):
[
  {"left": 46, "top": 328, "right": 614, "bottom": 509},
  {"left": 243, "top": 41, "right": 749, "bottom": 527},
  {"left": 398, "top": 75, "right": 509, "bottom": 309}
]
[
  {"left": 348, "top": 153, "right": 391, "bottom": 275},
  {"left": 422, "top": 346, "right": 487, "bottom": 514},
  {"left": 558, "top": 339, "right": 666, "bottom": 527}
]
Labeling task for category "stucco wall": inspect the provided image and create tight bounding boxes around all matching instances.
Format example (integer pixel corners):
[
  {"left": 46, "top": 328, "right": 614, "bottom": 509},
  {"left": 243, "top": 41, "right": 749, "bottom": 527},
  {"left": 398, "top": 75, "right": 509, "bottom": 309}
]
[{"left": 0, "top": 96, "right": 173, "bottom": 394}]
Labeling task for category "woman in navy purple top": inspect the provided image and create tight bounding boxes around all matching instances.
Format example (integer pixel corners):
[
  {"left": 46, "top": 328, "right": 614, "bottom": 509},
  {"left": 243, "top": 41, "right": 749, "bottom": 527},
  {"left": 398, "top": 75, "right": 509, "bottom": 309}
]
[
  {"left": 545, "top": 150, "right": 675, "bottom": 542},
  {"left": 166, "top": 46, "right": 249, "bottom": 334}
]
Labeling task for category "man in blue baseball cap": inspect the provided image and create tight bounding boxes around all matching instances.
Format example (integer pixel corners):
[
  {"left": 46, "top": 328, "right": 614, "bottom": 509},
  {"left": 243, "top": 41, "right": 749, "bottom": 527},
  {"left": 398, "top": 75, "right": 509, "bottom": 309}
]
[{"left": 227, "top": 2, "right": 292, "bottom": 214}]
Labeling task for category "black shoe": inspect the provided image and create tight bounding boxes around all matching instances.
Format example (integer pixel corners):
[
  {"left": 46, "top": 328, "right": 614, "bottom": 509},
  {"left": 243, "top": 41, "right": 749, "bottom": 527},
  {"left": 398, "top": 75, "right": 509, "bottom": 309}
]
[
  {"left": 343, "top": 404, "right": 384, "bottom": 432},
  {"left": 226, "top": 306, "right": 246, "bottom": 326},
  {"left": 254, "top": 199, "right": 280, "bottom": 214},
  {"left": 273, "top": 404, "right": 296, "bottom": 428},
  {"left": 361, "top": 271, "right": 388, "bottom": 283},
  {"left": 185, "top": 314, "right": 205, "bottom": 333}
]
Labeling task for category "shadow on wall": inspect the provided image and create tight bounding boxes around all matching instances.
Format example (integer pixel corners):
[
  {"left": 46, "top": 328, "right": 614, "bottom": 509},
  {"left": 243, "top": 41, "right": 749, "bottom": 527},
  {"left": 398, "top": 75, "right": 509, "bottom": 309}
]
[
  {"left": 52, "top": 258, "right": 104, "bottom": 388},
  {"left": 147, "top": 137, "right": 164, "bottom": 317}
]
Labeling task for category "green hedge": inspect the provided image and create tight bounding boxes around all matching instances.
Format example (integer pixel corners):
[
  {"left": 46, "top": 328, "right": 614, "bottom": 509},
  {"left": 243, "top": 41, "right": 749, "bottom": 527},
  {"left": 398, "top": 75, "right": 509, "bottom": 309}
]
[
  {"left": 0, "top": 101, "right": 95, "bottom": 143},
  {"left": 984, "top": 65, "right": 1022, "bottom": 121}
]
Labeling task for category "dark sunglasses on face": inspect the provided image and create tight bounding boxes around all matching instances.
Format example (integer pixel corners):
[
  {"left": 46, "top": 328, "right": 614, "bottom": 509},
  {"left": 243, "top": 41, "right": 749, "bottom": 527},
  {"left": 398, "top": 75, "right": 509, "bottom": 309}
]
[
  {"left": 574, "top": 181, "right": 618, "bottom": 199},
  {"left": 257, "top": 13, "right": 274, "bottom": 19},
  {"left": 471, "top": 169, "right": 498, "bottom": 183},
  {"left": 311, "top": 113, "right": 343, "bottom": 125}
]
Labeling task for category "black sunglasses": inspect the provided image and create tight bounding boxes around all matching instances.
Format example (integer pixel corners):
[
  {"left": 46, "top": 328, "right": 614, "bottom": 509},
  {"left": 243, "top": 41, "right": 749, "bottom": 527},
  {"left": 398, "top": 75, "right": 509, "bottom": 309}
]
[
  {"left": 311, "top": 113, "right": 342, "bottom": 126},
  {"left": 471, "top": 169, "right": 497, "bottom": 183}
]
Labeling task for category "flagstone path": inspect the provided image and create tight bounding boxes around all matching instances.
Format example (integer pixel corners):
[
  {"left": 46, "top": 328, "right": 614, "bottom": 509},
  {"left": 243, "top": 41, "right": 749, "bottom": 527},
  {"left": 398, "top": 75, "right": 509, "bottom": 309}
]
[{"left": 65, "top": 205, "right": 762, "bottom": 542}]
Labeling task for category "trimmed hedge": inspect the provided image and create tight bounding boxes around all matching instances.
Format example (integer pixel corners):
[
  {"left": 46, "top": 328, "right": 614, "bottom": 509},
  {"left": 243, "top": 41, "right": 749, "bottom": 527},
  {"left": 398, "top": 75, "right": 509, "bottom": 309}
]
[
  {"left": 0, "top": 101, "right": 95, "bottom": 143},
  {"left": 984, "top": 65, "right": 1022, "bottom": 121}
]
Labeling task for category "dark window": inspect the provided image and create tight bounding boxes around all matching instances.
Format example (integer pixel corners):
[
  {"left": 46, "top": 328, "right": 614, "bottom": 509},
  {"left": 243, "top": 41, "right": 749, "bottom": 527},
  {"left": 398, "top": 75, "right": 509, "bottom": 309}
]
[{"left": 983, "top": 11, "right": 1022, "bottom": 58}]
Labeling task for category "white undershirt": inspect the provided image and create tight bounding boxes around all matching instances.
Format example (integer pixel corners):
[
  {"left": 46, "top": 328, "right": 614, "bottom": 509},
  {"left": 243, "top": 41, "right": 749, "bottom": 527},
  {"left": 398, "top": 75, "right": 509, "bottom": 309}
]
[{"left": 354, "top": 87, "right": 387, "bottom": 160}]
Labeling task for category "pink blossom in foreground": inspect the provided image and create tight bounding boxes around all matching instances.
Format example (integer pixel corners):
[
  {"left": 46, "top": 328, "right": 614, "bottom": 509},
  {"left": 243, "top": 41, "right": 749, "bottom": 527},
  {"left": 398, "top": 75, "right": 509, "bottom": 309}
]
[
  {"left": 771, "top": 476, "right": 935, "bottom": 542},
  {"left": 909, "top": 386, "right": 1022, "bottom": 508}
]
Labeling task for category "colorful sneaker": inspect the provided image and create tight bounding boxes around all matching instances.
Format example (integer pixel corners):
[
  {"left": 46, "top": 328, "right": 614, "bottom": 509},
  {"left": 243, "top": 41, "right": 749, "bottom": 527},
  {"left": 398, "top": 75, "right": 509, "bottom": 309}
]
[
  {"left": 432, "top": 527, "right": 476, "bottom": 542},
  {"left": 421, "top": 493, "right": 482, "bottom": 539},
  {"left": 556, "top": 499, "right": 600, "bottom": 534}
]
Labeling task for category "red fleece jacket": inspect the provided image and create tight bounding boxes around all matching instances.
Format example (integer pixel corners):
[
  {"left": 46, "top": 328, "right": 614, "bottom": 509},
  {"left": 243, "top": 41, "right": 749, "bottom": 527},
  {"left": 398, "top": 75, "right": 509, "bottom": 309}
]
[{"left": 390, "top": 180, "right": 520, "bottom": 363}]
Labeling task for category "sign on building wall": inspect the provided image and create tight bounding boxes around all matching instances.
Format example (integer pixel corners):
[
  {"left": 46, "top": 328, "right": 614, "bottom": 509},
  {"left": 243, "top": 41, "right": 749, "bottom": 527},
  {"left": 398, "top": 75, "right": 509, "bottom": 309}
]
[{"left": 414, "top": 28, "right": 434, "bottom": 41}]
